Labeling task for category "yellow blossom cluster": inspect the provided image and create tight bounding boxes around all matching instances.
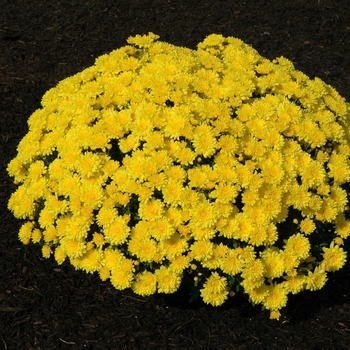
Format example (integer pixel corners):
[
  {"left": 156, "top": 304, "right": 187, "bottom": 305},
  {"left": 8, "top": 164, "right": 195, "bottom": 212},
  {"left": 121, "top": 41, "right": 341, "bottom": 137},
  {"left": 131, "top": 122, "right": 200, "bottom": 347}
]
[{"left": 8, "top": 33, "right": 350, "bottom": 320}]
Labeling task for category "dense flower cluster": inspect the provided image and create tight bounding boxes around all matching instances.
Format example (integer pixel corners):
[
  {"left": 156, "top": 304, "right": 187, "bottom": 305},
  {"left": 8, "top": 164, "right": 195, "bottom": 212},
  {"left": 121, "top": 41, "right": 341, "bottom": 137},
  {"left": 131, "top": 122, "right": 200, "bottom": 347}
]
[{"left": 7, "top": 33, "right": 350, "bottom": 320}]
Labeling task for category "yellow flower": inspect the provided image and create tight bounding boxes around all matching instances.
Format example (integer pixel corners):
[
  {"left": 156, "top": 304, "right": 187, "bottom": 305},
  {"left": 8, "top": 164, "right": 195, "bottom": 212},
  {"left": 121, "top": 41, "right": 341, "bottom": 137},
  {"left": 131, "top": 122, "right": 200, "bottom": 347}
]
[
  {"left": 155, "top": 266, "right": 181, "bottom": 294},
  {"left": 260, "top": 249, "right": 285, "bottom": 278},
  {"left": 299, "top": 218, "right": 316, "bottom": 235},
  {"left": 54, "top": 246, "right": 67, "bottom": 265},
  {"left": 38, "top": 208, "right": 56, "bottom": 229},
  {"left": 282, "top": 251, "right": 299, "bottom": 276},
  {"left": 139, "top": 198, "right": 164, "bottom": 221},
  {"left": 220, "top": 248, "right": 243, "bottom": 275},
  {"left": 110, "top": 269, "right": 133, "bottom": 290},
  {"left": 209, "top": 183, "right": 237, "bottom": 204},
  {"left": 164, "top": 166, "right": 187, "bottom": 183},
  {"left": 103, "top": 216, "right": 130, "bottom": 245},
  {"left": 64, "top": 214, "right": 91, "bottom": 240},
  {"left": 284, "top": 275, "right": 306, "bottom": 294},
  {"left": 162, "top": 180, "right": 184, "bottom": 206},
  {"left": 300, "top": 161, "right": 325, "bottom": 188},
  {"left": 118, "top": 134, "right": 140, "bottom": 154},
  {"left": 263, "top": 283, "right": 288, "bottom": 311},
  {"left": 144, "top": 130, "right": 164, "bottom": 151},
  {"left": 328, "top": 153, "right": 350, "bottom": 184},
  {"left": 316, "top": 198, "right": 338, "bottom": 222},
  {"left": 7, "top": 157, "right": 27, "bottom": 184},
  {"left": 235, "top": 163, "right": 254, "bottom": 188},
  {"left": 305, "top": 266, "right": 327, "bottom": 291},
  {"left": 169, "top": 255, "right": 191, "bottom": 274},
  {"left": 200, "top": 272, "right": 229, "bottom": 306},
  {"left": 16, "top": 133, "right": 40, "bottom": 163},
  {"left": 330, "top": 186, "right": 348, "bottom": 211},
  {"left": 42, "top": 244, "right": 52, "bottom": 259},
  {"left": 190, "top": 201, "right": 217, "bottom": 229},
  {"left": 104, "top": 248, "right": 124, "bottom": 270},
  {"left": 115, "top": 192, "right": 130, "bottom": 206},
  {"left": 163, "top": 111, "right": 188, "bottom": 140},
  {"left": 28, "top": 160, "right": 46, "bottom": 179},
  {"left": 99, "top": 267, "right": 110, "bottom": 281},
  {"left": 241, "top": 189, "right": 259, "bottom": 206},
  {"left": 146, "top": 172, "right": 166, "bottom": 190},
  {"left": 247, "top": 118, "right": 267, "bottom": 139},
  {"left": 245, "top": 203, "right": 269, "bottom": 227},
  {"left": 241, "top": 259, "right": 265, "bottom": 281},
  {"left": 92, "top": 232, "right": 105, "bottom": 247},
  {"left": 188, "top": 167, "right": 208, "bottom": 189},
  {"left": 335, "top": 213, "right": 350, "bottom": 239},
  {"left": 190, "top": 240, "right": 214, "bottom": 262},
  {"left": 270, "top": 310, "right": 281, "bottom": 320},
  {"left": 262, "top": 130, "right": 285, "bottom": 150},
  {"left": 213, "top": 160, "right": 238, "bottom": 184},
  {"left": 79, "top": 249, "right": 103, "bottom": 273},
  {"left": 175, "top": 146, "right": 196, "bottom": 166},
  {"left": 8, "top": 189, "right": 36, "bottom": 220},
  {"left": 18, "top": 222, "right": 34, "bottom": 245},
  {"left": 321, "top": 243, "right": 347, "bottom": 271},
  {"left": 132, "top": 271, "right": 157, "bottom": 296},
  {"left": 190, "top": 226, "right": 216, "bottom": 241},
  {"left": 248, "top": 225, "right": 268, "bottom": 246},
  {"left": 198, "top": 33, "right": 225, "bottom": 48},
  {"left": 217, "top": 134, "right": 239, "bottom": 155},
  {"left": 45, "top": 194, "right": 68, "bottom": 216},
  {"left": 60, "top": 238, "right": 86, "bottom": 259},
  {"left": 58, "top": 173, "right": 81, "bottom": 197},
  {"left": 192, "top": 129, "right": 217, "bottom": 158},
  {"left": 96, "top": 206, "right": 118, "bottom": 228},
  {"left": 246, "top": 283, "right": 269, "bottom": 304},
  {"left": 132, "top": 117, "right": 153, "bottom": 138},
  {"left": 127, "top": 32, "right": 160, "bottom": 48},
  {"left": 287, "top": 184, "right": 311, "bottom": 210},
  {"left": 150, "top": 217, "right": 174, "bottom": 241},
  {"left": 102, "top": 159, "right": 120, "bottom": 177},
  {"left": 164, "top": 206, "right": 184, "bottom": 227},
  {"left": 160, "top": 233, "right": 188, "bottom": 260},
  {"left": 284, "top": 233, "right": 310, "bottom": 260},
  {"left": 317, "top": 183, "right": 330, "bottom": 196},
  {"left": 136, "top": 239, "right": 158, "bottom": 263},
  {"left": 76, "top": 152, "right": 102, "bottom": 178},
  {"left": 31, "top": 228, "right": 42, "bottom": 243},
  {"left": 43, "top": 225, "right": 57, "bottom": 243}
]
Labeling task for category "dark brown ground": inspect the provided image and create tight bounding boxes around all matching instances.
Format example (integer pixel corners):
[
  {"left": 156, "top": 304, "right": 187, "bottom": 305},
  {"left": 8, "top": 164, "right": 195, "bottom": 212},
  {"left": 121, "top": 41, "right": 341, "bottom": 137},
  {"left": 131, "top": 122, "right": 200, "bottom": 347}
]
[{"left": 1, "top": 1, "right": 350, "bottom": 349}]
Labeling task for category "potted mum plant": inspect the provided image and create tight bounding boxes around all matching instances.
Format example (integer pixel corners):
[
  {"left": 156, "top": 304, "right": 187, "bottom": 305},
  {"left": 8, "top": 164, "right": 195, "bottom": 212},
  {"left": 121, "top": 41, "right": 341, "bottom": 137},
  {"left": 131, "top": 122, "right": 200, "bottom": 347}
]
[{"left": 7, "top": 32, "right": 350, "bottom": 320}]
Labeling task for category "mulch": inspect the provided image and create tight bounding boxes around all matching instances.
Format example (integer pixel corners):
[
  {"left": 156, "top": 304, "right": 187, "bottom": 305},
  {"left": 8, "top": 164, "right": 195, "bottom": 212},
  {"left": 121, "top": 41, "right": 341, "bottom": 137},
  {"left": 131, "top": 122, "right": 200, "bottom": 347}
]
[{"left": 1, "top": 1, "right": 350, "bottom": 349}]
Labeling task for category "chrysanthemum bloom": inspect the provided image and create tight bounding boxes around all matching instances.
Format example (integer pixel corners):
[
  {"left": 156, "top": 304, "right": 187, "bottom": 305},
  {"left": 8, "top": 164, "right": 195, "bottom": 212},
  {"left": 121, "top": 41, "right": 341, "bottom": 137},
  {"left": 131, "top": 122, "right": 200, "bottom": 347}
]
[
  {"left": 132, "top": 271, "right": 157, "bottom": 296},
  {"left": 18, "top": 222, "right": 34, "bottom": 245},
  {"left": 305, "top": 266, "right": 327, "bottom": 291},
  {"left": 78, "top": 249, "right": 103, "bottom": 273},
  {"left": 284, "top": 275, "right": 306, "bottom": 294},
  {"left": 54, "top": 246, "right": 66, "bottom": 265},
  {"left": 260, "top": 249, "right": 285, "bottom": 279},
  {"left": 110, "top": 269, "right": 133, "bottom": 290},
  {"left": 284, "top": 233, "right": 310, "bottom": 260},
  {"left": 155, "top": 266, "right": 181, "bottom": 294},
  {"left": 200, "top": 272, "right": 229, "bottom": 306},
  {"left": 263, "top": 284, "right": 288, "bottom": 311},
  {"left": 321, "top": 243, "right": 347, "bottom": 271}
]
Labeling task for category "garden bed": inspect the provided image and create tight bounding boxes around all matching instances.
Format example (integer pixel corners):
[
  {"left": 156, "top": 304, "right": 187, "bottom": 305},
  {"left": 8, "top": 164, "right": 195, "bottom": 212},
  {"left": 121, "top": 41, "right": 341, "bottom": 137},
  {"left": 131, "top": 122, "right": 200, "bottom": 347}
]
[{"left": 1, "top": 1, "right": 350, "bottom": 349}]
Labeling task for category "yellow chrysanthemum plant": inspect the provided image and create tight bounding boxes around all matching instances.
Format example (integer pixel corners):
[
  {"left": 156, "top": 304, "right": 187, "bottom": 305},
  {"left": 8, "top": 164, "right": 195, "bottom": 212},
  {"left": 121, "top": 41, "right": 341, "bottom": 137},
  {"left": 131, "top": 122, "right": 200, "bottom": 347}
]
[{"left": 7, "top": 32, "right": 350, "bottom": 320}]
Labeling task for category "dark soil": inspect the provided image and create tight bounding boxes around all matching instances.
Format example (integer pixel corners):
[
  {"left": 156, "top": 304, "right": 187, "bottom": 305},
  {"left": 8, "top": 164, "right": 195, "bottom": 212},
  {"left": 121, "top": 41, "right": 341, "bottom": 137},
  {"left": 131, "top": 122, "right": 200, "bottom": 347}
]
[{"left": 1, "top": 1, "right": 350, "bottom": 349}]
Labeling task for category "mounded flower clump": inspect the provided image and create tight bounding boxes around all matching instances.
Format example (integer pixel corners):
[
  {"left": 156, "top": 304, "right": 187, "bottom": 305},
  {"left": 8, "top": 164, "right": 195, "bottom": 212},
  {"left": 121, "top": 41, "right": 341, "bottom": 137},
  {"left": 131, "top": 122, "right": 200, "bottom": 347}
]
[{"left": 7, "top": 33, "right": 350, "bottom": 319}]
